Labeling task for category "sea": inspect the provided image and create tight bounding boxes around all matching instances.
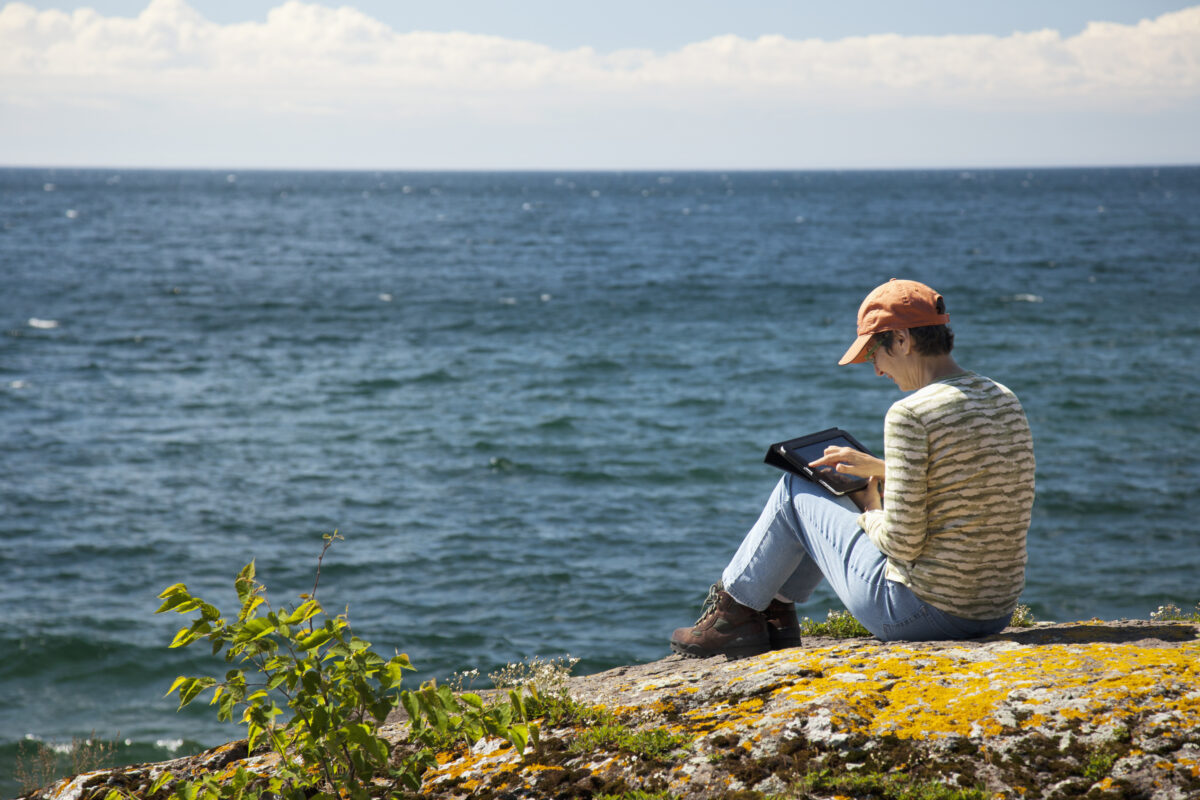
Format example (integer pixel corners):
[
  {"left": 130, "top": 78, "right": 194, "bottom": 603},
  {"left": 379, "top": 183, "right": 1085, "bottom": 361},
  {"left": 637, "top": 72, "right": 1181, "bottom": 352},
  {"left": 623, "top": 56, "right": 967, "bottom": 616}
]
[{"left": 1, "top": 166, "right": 1198, "bottom": 794}]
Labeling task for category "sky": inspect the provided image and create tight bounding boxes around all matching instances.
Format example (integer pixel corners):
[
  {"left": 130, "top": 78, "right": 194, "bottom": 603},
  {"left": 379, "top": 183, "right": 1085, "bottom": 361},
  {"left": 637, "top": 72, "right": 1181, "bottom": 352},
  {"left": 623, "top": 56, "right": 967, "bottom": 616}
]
[{"left": 2, "top": 1, "right": 1199, "bottom": 169}]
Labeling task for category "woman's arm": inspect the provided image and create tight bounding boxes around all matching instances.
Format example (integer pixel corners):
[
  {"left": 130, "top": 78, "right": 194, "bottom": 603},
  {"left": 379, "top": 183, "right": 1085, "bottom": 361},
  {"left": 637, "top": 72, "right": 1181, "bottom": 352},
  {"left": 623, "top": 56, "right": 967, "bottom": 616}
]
[{"left": 858, "top": 404, "right": 930, "bottom": 562}]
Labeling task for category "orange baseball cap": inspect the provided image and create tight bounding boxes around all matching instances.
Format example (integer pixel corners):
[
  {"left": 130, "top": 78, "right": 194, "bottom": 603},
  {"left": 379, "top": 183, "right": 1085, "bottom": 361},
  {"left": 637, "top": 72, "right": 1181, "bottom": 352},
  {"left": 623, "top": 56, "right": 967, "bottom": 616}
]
[{"left": 838, "top": 279, "right": 950, "bottom": 365}]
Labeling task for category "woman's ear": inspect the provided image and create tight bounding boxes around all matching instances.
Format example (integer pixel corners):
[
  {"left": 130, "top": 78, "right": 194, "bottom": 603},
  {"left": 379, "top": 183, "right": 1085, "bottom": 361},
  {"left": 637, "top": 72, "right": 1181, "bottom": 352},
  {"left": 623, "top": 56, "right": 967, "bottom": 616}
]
[{"left": 893, "top": 328, "right": 914, "bottom": 355}]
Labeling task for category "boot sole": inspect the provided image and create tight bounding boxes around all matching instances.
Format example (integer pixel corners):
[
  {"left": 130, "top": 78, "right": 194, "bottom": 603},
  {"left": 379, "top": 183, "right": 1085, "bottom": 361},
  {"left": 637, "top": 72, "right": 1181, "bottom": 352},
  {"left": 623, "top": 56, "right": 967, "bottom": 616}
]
[{"left": 669, "top": 640, "right": 770, "bottom": 660}]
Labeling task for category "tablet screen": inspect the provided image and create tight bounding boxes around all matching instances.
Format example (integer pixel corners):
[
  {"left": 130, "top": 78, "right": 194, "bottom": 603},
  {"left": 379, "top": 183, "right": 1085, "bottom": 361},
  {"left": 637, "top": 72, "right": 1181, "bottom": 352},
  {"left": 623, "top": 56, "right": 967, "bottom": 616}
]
[{"left": 788, "top": 434, "right": 869, "bottom": 494}]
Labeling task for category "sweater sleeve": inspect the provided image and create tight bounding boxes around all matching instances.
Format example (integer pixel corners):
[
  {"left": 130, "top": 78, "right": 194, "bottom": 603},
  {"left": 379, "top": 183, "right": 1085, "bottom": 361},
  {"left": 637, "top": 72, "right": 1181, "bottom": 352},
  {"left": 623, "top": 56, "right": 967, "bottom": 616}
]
[{"left": 858, "top": 402, "right": 929, "bottom": 563}]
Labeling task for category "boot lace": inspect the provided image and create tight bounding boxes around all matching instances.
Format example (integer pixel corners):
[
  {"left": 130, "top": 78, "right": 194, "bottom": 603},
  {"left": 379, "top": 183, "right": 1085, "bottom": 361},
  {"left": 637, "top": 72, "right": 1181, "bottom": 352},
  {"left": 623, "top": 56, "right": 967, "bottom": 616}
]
[{"left": 694, "top": 581, "right": 724, "bottom": 624}]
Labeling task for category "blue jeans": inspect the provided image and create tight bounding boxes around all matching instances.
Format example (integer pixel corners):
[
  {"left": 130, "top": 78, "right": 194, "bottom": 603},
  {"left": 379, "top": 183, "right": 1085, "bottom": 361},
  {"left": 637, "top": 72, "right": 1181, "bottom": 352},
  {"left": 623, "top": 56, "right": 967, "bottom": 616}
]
[{"left": 721, "top": 474, "right": 1009, "bottom": 642}]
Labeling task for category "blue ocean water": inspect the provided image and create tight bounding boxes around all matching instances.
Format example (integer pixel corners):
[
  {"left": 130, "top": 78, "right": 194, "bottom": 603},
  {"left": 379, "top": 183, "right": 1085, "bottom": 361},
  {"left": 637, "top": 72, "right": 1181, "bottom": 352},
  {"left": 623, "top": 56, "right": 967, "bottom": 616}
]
[{"left": 1, "top": 167, "right": 1198, "bottom": 792}]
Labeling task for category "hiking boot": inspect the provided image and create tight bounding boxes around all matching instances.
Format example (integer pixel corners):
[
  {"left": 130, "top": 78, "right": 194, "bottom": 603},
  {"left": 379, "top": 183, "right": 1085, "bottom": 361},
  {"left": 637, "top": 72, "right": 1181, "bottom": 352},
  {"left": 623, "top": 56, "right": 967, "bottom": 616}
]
[
  {"left": 764, "top": 599, "right": 802, "bottom": 650},
  {"left": 669, "top": 583, "right": 770, "bottom": 659}
]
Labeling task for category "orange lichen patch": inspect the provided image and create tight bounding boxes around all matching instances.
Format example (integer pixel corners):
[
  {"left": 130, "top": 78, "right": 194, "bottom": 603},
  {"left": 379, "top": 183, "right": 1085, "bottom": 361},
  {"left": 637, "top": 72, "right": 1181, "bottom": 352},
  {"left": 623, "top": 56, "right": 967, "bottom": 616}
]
[
  {"left": 606, "top": 704, "right": 643, "bottom": 717},
  {"left": 645, "top": 639, "right": 1200, "bottom": 749},
  {"left": 648, "top": 695, "right": 676, "bottom": 714},
  {"left": 421, "top": 740, "right": 520, "bottom": 791},
  {"left": 676, "top": 696, "right": 766, "bottom": 737},
  {"left": 1056, "top": 707, "right": 1091, "bottom": 722}
]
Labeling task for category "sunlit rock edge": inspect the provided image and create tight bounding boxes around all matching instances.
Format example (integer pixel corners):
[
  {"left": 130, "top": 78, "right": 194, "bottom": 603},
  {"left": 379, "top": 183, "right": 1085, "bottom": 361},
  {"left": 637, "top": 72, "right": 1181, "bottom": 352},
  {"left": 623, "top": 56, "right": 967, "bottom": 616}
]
[{"left": 29, "top": 620, "right": 1200, "bottom": 800}]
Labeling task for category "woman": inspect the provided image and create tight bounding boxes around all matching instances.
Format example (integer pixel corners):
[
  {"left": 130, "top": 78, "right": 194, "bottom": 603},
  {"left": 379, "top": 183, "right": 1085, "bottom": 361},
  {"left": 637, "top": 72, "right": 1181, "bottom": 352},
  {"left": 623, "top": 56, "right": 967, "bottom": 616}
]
[{"left": 670, "top": 279, "right": 1035, "bottom": 657}]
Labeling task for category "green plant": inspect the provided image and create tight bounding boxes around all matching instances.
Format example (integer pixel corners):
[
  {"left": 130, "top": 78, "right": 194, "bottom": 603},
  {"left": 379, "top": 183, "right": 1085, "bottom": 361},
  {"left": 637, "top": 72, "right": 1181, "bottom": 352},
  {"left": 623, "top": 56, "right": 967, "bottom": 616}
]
[
  {"left": 795, "top": 768, "right": 988, "bottom": 800},
  {"left": 568, "top": 724, "right": 690, "bottom": 761},
  {"left": 151, "top": 533, "right": 533, "bottom": 800},
  {"left": 521, "top": 687, "right": 618, "bottom": 729},
  {"left": 1150, "top": 603, "right": 1200, "bottom": 622},
  {"left": 1009, "top": 603, "right": 1036, "bottom": 627},
  {"left": 404, "top": 680, "right": 536, "bottom": 757},
  {"left": 1084, "top": 750, "right": 1117, "bottom": 781},
  {"left": 496, "top": 676, "right": 689, "bottom": 762},
  {"left": 800, "top": 609, "right": 872, "bottom": 638}
]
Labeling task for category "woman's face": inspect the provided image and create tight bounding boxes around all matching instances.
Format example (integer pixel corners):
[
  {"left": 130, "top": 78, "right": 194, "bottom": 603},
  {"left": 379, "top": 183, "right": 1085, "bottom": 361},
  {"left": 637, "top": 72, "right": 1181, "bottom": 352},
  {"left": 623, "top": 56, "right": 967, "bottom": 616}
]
[{"left": 871, "top": 331, "right": 921, "bottom": 391}]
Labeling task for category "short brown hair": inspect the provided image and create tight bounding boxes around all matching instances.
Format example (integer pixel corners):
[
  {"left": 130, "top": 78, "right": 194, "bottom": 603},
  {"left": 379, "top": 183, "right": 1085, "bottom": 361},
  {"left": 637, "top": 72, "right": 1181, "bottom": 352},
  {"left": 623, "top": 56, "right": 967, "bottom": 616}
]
[{"left": 875, "top": 323, "right": 954, "bottom": 357}]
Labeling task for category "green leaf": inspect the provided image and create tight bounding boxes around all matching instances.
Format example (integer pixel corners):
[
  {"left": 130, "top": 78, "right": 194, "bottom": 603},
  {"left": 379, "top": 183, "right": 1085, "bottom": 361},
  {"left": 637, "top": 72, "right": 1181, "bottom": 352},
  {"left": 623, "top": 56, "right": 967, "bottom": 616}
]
[
  {"left": 157, "top": 583, "right": 188, "bottom": 599},
  {"left": 508, "top": 689, "right": 527, "bottom": 720},
  {"left": 345, "top": 723, "right": 389, "bottom": 765},
  {"left": 155, "top": 587, "right": 199, "bottom": 615},
  {"left": 235, "top": 562, "right": 256, "bottom": 601},
  {"left": 324, "top": 641, "right": 351, "bottom": 660},
  {"left": 247, "top": 720, "right": 264, "bottom": 753},
  {"left": 489, "top": 704, "right": 513, "bottom": 729},
  {"left": 309, "top": 704, "right": 330, "bottom": 736},
  {"left": 147, "top": 770, "right": 174, "bottom": 795},
  {"left": 169, "top": 620, "right": 213, "bottom": 649},
  {"left": 381, "top": 660, "right": 408, "bottom": 689},
  {"left": 296, "top": 628, "right": 335, "bottom": 651},
  {"left": 217, "top": 693, "right": 237, "bottom": 722},
  {"left": 400, "top": 691, "right": 421, "bottom": 726},
  {"left": 508, "top": 723, "right": 529, "bottom": 754},
  {"left": 264, "top": 655, "right": 292, "bottom": 672},
  {"left": 168, "top": 627, "right": 195, "bottom": 649},
  {"left": 172, "top": 779, "right": 198, "bottom": 800},
  {"left": 369, "top": 696, "right": 395, "bottom": 722},
  {"left": 239, "top": 594, "right": 265, "bottom": 620},
  {"left": 301, "top": 670, "right": 322, "bottom": 695},
  {"left": 420, "top": 696, "right": 450, "bottom": 731},
  {"left": 284, "top": 598, "right": 322, "bottom": 626},
  {"left": 168, "top": 676, "right": 215, "bottom": 709},
  {"left": 237, "top": 618, "right": 277, "bottom": 643}
]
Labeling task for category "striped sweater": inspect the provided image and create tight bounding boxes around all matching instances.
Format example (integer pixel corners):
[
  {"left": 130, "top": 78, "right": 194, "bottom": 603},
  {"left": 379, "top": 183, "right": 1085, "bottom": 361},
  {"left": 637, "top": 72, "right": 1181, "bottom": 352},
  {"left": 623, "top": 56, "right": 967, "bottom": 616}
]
[{"left": 858, "top": 372, "right": 1035, "bottom": 620}]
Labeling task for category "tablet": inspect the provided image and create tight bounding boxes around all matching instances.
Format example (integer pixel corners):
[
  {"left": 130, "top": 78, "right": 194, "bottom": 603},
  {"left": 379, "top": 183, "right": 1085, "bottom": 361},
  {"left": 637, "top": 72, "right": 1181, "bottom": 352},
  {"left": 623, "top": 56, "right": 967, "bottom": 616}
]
[{"left": 764, "top": 427, "right": 875, "bottom": 496}]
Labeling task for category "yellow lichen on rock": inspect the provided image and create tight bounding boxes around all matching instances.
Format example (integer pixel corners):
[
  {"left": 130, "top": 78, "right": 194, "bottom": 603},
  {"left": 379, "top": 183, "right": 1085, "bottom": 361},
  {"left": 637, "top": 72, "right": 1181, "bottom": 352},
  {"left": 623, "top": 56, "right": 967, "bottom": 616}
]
[{"left": 25, "top": 620, "right": 1200, "bottom": 800}]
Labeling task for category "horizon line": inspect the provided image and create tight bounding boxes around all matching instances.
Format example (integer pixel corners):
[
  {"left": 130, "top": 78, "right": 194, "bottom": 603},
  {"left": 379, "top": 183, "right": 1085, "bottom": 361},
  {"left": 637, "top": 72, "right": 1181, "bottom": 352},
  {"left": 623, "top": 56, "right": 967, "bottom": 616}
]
[{"left": 4, "top": 160, "right": 1199, "bottom": 173}]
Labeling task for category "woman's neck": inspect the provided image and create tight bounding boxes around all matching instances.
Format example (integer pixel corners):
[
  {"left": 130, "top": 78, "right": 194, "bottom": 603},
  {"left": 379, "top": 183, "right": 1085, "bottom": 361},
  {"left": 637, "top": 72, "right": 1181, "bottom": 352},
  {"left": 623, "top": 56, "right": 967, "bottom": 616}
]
[{"left": 918, "top": 355, "right": 966, "bottom": 388}]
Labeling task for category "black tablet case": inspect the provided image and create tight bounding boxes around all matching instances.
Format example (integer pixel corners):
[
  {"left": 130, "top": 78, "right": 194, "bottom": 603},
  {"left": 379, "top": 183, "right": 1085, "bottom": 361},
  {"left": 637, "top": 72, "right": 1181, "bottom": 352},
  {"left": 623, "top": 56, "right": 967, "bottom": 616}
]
[{"left": 764, "top": 427, "right": 874, "bottom": 496}]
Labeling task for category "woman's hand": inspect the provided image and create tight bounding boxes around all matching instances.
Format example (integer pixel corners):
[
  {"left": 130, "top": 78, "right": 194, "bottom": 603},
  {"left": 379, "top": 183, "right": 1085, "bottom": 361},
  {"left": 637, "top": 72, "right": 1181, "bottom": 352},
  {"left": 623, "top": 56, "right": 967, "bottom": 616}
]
[
  {"left": 808, "top": 446, "right": 886, "bottom": 480},
  {"left": 848, "top": 476, "right": 883, "bottom": 513}
]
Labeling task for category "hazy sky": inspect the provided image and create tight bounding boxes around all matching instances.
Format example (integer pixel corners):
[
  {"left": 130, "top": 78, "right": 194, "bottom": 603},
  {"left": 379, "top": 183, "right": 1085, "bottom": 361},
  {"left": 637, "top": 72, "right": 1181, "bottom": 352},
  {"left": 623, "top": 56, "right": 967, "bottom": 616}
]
[{"left": 3, "top": 1, "right": 1199, "bottom": 169}]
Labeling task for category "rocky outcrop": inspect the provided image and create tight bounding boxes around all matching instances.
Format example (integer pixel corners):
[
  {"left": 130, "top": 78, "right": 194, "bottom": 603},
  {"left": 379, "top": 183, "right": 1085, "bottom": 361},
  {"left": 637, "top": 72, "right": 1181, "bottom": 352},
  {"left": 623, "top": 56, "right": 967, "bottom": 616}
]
[{"left": 29, "top": 620, "right": 1200, "bottom": 800}]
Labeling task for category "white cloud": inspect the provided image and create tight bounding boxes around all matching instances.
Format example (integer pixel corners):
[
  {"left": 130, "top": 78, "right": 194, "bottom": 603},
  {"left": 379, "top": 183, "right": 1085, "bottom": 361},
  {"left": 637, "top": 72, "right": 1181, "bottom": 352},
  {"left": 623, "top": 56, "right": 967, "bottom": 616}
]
[
  {"left": 2, "top": 0, "right": 1199, "bottom": 168},
  {"left": 3, "top": 0, "right": 1199, "bottom": 115}
]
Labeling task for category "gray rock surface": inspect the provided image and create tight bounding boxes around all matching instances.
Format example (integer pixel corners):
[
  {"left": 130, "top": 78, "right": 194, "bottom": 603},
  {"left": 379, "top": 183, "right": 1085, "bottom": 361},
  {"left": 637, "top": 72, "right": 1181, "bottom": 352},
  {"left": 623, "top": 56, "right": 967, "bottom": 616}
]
[{"left": 26, "top": 620, "right": 1200, "bottom": 800}]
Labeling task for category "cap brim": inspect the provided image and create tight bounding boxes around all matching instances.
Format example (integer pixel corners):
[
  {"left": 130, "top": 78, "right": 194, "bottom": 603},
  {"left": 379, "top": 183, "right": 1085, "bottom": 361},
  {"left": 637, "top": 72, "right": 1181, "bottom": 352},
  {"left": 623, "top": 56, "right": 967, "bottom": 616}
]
[{"left": 838, "top": 332, "right": 873, "bottom": 366}]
